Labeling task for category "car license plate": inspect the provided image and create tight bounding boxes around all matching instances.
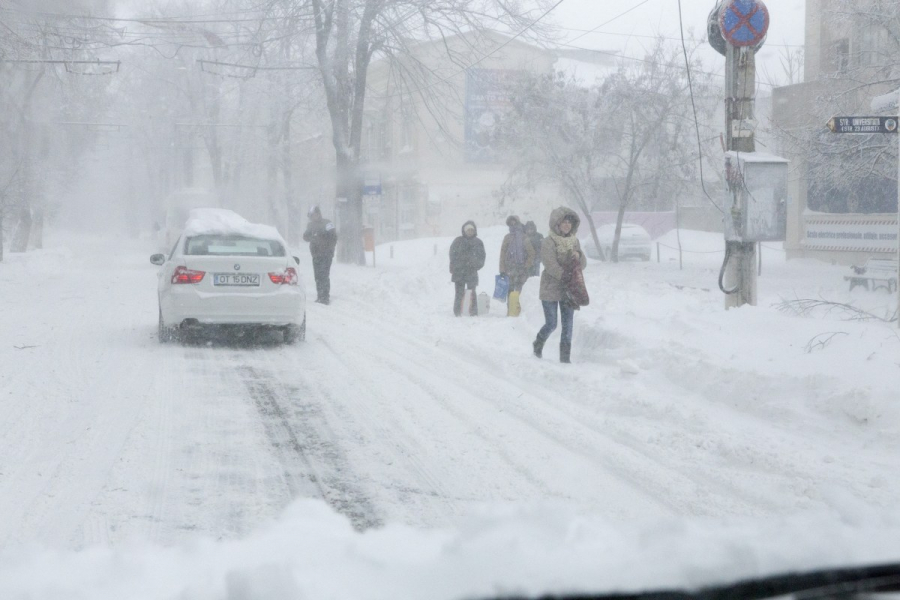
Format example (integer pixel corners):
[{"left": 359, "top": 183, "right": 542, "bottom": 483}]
[{"left": 213, "top": 273, "right": 260, "bottom": 286}]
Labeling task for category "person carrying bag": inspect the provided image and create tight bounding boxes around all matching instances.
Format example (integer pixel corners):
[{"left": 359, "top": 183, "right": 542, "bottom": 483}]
[{"left": 532, "top": 207, "right": 588, "bottom": 363}]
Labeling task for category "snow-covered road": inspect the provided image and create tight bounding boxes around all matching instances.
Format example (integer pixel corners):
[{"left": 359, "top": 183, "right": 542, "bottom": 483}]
[{"left": 1, "top": 229, "right": 897, "bottom": 557}]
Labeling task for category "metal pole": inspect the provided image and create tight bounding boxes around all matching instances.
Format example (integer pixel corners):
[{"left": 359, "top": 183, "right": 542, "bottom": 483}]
[
  {"left": 758, "top": 242, "right": 762, "bottom": 276},
  {"left": 897, "top": 116, "right": 899, "bottom": 327},
  {"left": 724, "top": 44, "right": 758, "bottom": 309}
]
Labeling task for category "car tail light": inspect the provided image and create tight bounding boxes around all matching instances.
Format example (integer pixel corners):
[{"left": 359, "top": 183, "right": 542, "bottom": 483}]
[
  {"left": 172, "top": 266, "right": 205, "bottom": 284},
  {"left": 269, "top": 267, "right": 298, "bottom": 285}
]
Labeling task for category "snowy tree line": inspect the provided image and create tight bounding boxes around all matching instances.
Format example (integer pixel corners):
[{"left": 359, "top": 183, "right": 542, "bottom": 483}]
[{"left": 0, "top": 0, "right": 728, "bottom": 263}]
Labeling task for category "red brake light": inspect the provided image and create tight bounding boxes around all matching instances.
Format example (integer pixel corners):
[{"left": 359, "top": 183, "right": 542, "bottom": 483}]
[
  {"left": 268, "top": 267, "right": 298, "bottom": 286},
  {"left": 172, "top": 266, "right": 205, "bottom": 284}
]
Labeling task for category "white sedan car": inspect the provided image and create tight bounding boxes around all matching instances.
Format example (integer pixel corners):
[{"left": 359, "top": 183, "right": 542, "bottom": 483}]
[
  {"left": 583, "top": 223, "right": 652, "bottom": 261},
  {"left": 151, "top": 209, "right": 306, "bottom": 344}
]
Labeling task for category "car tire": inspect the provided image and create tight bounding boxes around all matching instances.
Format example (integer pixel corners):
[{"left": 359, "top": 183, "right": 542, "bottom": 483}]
[
  {"left": 158, "top": 309, "right": 176, "bottom": 344},
  {"left": 284, "top": 314, "right": 306, "bottom": 344}
]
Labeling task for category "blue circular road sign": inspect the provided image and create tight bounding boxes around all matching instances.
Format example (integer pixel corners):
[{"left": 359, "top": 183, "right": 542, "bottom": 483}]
[{"left": 719, "top": 0, "right": 769, "bottom": 48}]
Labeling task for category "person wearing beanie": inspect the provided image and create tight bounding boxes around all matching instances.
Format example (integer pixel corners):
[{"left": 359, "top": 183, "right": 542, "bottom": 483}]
[
  {"left": 302, "top": 205, "right": 337, "bottom": 304},
  {"left": 524, "top": 220, "right": 543, "bottom": 277},
  {"left": 499, "top": 215, "right": 535, "bottom": 317}
]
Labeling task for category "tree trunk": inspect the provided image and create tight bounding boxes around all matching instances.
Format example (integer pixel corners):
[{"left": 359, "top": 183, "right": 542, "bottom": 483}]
[
  {"left": 11, "top": 143, "right": 33, "bottom": 253},
  {"left": 282, "top": 118, "right": 300, "bottom": 246},
  {"left": 11, "top": 207, "right": 31, "bottom": 253},
  {"left": 335, "top": 153, "right": 364, "bottom": 264},
  {"left": 612, "top": 201, "right": 627, "bottom": 263},
  {"left": 32, "top": 207, "right": 43, "bottom": 250},
  {"left": 267, "top": 122, "right": 279, "bottom": 222}
]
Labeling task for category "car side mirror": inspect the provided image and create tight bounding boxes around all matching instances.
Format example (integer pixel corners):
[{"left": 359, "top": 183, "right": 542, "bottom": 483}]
[
  {"left": 150, "top": 253, "right": 166, "bottom": 266},
  {"left": 293, "top": 256, "right": 300, "bottom": 265}
]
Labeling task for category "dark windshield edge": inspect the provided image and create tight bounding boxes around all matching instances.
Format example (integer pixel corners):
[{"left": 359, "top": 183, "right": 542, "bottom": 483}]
[{"left": 487, "top": 563, "right": 900, "bottom": 600}]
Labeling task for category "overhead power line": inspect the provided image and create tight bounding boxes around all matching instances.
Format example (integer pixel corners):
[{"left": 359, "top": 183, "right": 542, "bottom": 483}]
[
  {"left": 563, "top": 0, "right": 654, "bottom": 46},
  {"left": 373, "top": 0, "right": 569, "bottom": 100},
  {"left": 0, "top": 58, "right": 121, "bottom": 74},
  {"left": 676, "top": 0, "right": 724, "bottom": 216},
  {"left": 0, "top": 6, "right": 309, "bottom": 26},
  {"left": 558, "top": 25, "right": 804, "bottom": 49}
]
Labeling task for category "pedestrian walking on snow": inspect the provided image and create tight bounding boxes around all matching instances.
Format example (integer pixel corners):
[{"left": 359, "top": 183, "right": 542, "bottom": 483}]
[
  {"left": 303, "top": 205, "right": 337, "bottom": 305},
  {"left": 525, "top": 220, "right": 543, "bottom": 278},
  {"left": 449, "top": 220, "right": 486, "bottom": 316},
  {"left": 499, "top": 216, "right": 535, "bottom": 317},
  {"left": 533, "top": 207, "right": 588, "bottom": 363}
]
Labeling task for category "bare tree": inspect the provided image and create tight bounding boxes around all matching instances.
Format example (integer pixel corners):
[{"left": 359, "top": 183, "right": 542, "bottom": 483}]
[
  {"left": 272, "top": 0, "right": 553, "bottom": 264},
  {"left": 501, "top": 38, "right": 718, "bottom": 262},
  {"left": 0, "top": 0, "right": 119, "bottom": 254}
]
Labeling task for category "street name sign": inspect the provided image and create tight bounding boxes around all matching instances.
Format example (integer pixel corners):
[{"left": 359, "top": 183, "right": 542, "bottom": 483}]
[{"left": 827, "top": 116, "right": 899, "bottom": 134}]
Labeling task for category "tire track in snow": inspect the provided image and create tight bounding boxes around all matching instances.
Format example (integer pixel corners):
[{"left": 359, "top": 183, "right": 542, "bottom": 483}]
[
  {"left": 325, "top": 296, "right": 782, "bottom": 516},
  {"left": 238, "top": 364, "right": 382, "bottom": 531},
  {"left": 311, "top": 305, "right": 672, "bottom": 517},
  {"left": 306, "top": 336, "right": 480, "bottom": 524}
]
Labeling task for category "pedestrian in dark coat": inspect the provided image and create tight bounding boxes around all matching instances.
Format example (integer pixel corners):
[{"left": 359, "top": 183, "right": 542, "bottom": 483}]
[
  {"left": 533, "top": 207, "right": 587, "bottom": 363},
  {"left": 449, "top": 220, "right": 486, "bottom": 316},
  {"left": 524, "top": 220, "right": 543, "bottom": 277},
  {"left": 499, "top": 215, "right": 535, "bottom": 317},
  {"left": 303, "top": 205, "right": 337, "bottom": 304}
]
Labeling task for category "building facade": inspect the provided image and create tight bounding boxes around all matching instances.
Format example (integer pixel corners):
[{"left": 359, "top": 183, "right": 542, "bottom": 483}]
[
  {"left": 772, "top": 0, "right": 899, "bottom": 263},
  {"left": 360, "top": 31, "right": 573, "bottom": 241}
]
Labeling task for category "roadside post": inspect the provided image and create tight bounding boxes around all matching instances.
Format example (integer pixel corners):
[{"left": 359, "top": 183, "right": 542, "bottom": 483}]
[
  {"left": 362, "top": 227, "right": 376, "bottom": 268},
  {"left": 362, "top": 172, "right": 382, "bottom": 268},
  {"left": 826, "top": 115, "right": 900, "bottom": 327}
]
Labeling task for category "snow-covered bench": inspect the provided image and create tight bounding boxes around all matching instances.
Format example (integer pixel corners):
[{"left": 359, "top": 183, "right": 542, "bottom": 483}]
[{"left": 845, "top": 257, "right": 898, "bottom": 292}]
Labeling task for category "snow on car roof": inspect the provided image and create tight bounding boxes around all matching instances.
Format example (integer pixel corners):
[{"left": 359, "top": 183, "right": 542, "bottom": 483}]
[{"left": 183, "top": 208, "right": 285, "bottom": 243}]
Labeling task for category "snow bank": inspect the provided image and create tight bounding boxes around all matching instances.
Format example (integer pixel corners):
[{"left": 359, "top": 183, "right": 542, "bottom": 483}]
[
  {"left": 182, "top": 209, "right": 285, "bottom": 243},
  {"left": 871, "top": 87, "right": 900, "bottom": 112},
  {"left": 2, "top": 500, "right": 899, "bottom": 600}
]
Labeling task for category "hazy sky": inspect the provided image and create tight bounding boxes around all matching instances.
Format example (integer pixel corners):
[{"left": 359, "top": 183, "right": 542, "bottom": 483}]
[{"left": 553, "top": 0, "right": 806, "bottom": 89}]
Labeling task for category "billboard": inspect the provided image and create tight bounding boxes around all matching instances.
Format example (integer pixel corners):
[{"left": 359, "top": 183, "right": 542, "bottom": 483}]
[
  {"left": 464, "top": 68, "right": 520, "bottom": 163},
  {"left": 804, "top": 213, "right": 899, "bottom": 253}
]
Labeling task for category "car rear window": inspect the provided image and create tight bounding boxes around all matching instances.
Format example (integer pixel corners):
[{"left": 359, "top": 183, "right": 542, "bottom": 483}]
[{"left": 184, "top": 235, "right": 286, "bottom": 257}]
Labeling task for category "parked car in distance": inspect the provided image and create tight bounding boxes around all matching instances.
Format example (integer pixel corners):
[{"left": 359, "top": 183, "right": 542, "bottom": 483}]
[
  {"left": 583, "top": 223, "right": 652, "bottom": 261},
  {"left": 151, "top": 209, "right": 306, "bottom": 344}
]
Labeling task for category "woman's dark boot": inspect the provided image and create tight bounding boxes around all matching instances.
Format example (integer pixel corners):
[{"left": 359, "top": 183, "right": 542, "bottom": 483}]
[
  {"left": 533, "top": 337, "right": 545, "bottom": 358},
  {"left": 560, "top": 342, "right": 571, "bottom": 364}
]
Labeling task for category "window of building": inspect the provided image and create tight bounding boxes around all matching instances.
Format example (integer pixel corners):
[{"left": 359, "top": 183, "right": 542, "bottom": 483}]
[
  {"left": 830, "top": 38, "right": 850, "bottom": 73},
  {"left": 855, "top": 26, "right": 888, "bottom": 68}
]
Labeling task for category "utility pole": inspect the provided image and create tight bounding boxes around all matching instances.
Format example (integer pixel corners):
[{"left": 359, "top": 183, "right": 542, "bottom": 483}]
[
  {"left": 709, "top": 0, "right": 771, "bottom": 309},
  {"left": 724, "top": 43, "right": 758, "bottom": 308}
]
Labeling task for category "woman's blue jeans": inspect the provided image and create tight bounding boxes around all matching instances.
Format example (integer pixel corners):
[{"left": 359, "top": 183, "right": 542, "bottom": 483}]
[{"left": 537, "top": 300, "right": 574, "bottom": 345}]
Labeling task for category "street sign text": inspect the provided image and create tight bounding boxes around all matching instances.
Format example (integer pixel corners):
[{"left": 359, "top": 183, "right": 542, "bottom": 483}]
[{"left": 827, "top": 116, "right": 899, "bottom": 134}]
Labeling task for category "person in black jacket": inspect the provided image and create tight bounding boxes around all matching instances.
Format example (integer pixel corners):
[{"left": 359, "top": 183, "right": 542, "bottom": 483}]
[
  {"left": 303, "top": 205, "right": 337, "bottom": 304},
  {"left": 525, "top": 220, "right": 544, "bottom": 277},
  {"left": 449, "top": 220, "right": 486, "bottom": 316}
]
